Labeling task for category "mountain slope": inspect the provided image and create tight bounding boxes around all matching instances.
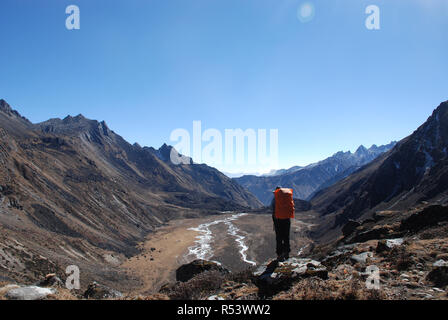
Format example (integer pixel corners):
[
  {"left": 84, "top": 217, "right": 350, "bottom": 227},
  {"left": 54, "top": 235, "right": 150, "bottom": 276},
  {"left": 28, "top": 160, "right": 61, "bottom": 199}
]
[
  {"left": 310, "top": 100, "right": 448, "bottom": 241},
  {"left": 0, "top": 99, "right": 261, "bottom": 285},
  {"left": 234, "top": 143, "right": 396, "bottom": 205}
]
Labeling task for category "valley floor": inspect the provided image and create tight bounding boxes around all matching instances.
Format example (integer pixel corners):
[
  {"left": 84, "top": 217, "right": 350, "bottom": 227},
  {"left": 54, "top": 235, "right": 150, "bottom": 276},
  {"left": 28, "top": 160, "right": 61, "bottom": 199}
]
[{"left": 121, "top": 212, "right": 313, "bottom": 294}]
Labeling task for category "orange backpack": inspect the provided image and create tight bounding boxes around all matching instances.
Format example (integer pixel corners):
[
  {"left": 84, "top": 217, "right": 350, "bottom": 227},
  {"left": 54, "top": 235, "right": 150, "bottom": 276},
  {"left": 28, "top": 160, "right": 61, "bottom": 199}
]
[{"left": 274, "top": 188, "right": 295, "bottom": 219}]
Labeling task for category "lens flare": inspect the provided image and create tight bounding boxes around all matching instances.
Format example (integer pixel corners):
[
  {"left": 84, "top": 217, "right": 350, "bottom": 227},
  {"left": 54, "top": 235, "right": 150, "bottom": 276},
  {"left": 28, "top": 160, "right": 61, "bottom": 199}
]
[{"left": 297, "top": 2, "right": 315, "bottom": 23}]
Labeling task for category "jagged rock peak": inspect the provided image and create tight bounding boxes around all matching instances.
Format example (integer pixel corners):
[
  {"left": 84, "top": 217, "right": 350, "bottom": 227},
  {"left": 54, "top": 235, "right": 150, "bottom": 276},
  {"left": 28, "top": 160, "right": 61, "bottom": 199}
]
[
  {"left": 0, "top": 99, "right": 31, "bottom": 123},
  {"left": 0, "top": 99, "right": 11, "bottom": 111},
  {"left": 355, "top": 145, "right": 368, "bottom": 154},
  {"left": 62, "top": 114, "right": 88, "bottom": 123}
]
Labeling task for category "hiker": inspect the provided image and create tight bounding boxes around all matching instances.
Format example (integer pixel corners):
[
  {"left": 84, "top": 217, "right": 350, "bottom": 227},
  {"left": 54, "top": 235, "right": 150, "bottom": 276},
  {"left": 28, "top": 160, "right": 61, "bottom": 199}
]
[{"left": 271, "top": 187, "right": 295, "bottom": 262}]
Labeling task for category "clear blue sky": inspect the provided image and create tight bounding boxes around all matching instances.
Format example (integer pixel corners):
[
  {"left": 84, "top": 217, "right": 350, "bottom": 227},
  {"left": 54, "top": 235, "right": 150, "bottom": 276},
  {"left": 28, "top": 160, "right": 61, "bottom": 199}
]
[{"left": 1, "top": 0, "right": 447, "bottom": 174}]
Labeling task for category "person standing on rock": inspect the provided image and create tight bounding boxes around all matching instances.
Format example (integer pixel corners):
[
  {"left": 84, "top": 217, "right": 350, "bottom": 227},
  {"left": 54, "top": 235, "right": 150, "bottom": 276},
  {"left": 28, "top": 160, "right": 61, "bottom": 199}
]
[{"left": 271, "top": 187, "right": 295, "bottom": 262}]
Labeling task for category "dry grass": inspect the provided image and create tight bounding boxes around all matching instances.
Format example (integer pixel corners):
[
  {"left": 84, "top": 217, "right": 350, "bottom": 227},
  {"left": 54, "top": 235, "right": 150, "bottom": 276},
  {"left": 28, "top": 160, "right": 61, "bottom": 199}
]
[
  {"left": 160, "top": 270, "right": 226, "bottom": 300},
  {"left": 159, "top": 268, "right": 259, "bottom": 300},
  {"left": 388, "top": 245, "right": 414, "bottom": 271},
  {"left": 46, "top": 288, "right": 79, "bottom": 300},
  {"left": 0, "top": 284, "right": 19, "bottom": 300},
  {"left": 226, "top": 267, "right": 256, "bottom": 284},
  {"left": 122, "top": 293, "right": 170, "bottom": 300},
  {"left": 273, "top": 277, "right": 387, "bottom": 300}
]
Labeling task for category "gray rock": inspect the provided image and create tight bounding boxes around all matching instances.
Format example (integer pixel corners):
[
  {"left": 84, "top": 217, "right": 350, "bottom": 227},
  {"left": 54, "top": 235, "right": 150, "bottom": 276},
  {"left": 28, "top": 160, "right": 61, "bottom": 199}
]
[
  {"left": 255, "top": 257, "right": 328, "bottom": 297},
  {"left": 35, "top": 273, "right": 64, "bottom": 288},
  {"left": 176, "top": 260, "right": 230, "bottom": 282},
  {"left": 350, "top": 252, "right": 374, "bottom": 264},
  {"left": 433, "top": 259, "right": 448, "bottom": 267},
  {"left": 386, "top": 238, "right": 404, "bottom": 248},
  {"left": 426, "top": 265, "right": 448, "bottom": 288},
  {"left": 5, "top": 286, "right": 56, "bottom": 300},
  {"left": 333, "top": 264, "right": 355, "bottom": 280},
  {"left": 377, "top": 239, "right": 403, "bottom": 254},
  {"left": 342, "top": 220, "right": 360, "bottom": 237},
  {"left": 208, "top": 295, "right": 225, "bottom": 300},
  {"left": 83, "top": 282, "right": 122, "bottom": 299}
]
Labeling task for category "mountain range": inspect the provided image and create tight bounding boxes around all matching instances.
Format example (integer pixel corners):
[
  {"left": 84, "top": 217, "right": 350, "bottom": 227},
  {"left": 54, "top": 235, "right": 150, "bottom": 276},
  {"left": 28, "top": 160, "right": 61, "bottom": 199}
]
[
  {"left": 2, "top": 97, "right": 448, "bottom": 296},
  {"left": 0, "top": 99, "right": 261, "bottom": 284},
  {"left": 310, "top": 100, "right": 448, "bottom": 242},
  {"left": 234, "top": 142, "right": 396, "bottom": 205}
]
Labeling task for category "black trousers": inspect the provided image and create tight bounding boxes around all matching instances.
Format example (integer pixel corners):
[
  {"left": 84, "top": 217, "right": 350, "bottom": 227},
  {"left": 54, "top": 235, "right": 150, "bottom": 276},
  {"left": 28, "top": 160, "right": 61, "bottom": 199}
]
[{"left": 273, "top": 217, "right": 291, "bottom": 257}]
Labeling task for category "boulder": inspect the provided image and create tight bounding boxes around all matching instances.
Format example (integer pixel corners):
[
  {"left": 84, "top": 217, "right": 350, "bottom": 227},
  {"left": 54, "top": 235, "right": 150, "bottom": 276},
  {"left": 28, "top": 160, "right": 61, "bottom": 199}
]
[
  {"left": 35, "top": 273, "right": 64, "bottom": 288},
  {"left": 376, "top": 238, "right": 404, "bottom": 253},
  {"left": 83, "top": 282, "right": 123, "bottom": 299},
  {"left": 426, "top": 265, "right": 448, "bottom": 288},
  {"left": 5, "top": 286, "right": 56, "bottom": 300},
  {"left": 176, "top": 260, "right": 230, "bottom": 282},
  {"left": 433, "top": 260, "right": 448, "bottom": 267},
  {"left": 350, "top": 252, "right": 374, "bottom": 264},
  {"left": 342, "top": 220, "right": 360, "bottom": 237},
  {"left": 350, "top": 225, "right": 399, "bottom": 243},
  {"left": 207, "top": 295, "right": 225, "bottom": 300},
  {"left": 400, "top": 205, "right": 448, "bottom": 233},
  {"left": 386, "top": 238, "right": 404, "bottom": 248},
  {"left": 376, "top": 240, "right": 389, "bottom": 253},
  {"left": 254, "top": 257, "right": 328, "bottom": 297}
]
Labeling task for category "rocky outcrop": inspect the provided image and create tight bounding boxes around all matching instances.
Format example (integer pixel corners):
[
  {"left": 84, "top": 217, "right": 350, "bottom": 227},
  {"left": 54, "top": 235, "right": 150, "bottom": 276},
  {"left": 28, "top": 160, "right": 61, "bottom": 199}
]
[
  {"left": 342, "top": 220, "right": 361, "bottom": 237},
  {"left": 235, "top": 142, "right": 396, "bottom": 205},
  {"left": 426, "top": 260, "right": 448, "bottom": 288},
  {"left": 35, "top": 273, "right": 64, "bottom": 288},
  {"left": 176, "top": 260, "right": 230, "bottom": 282},
  {"left": 294, "top": 199, "right": 312, "bottom": 212},
  {"left": 311, "top": 101, "right": 448, "bottom": 240},
  {"left": 400, "top": 205, "right": 448, "bottom": 233},
  {"left": 0, "top": 99, "right": 262, "bottom": 285},
  {"left": 83, "top": 282, "right": 123, "bottom": 299},
  {"left": 254, "top": 258, "right": 328, "bottom": 297},
  {"left": 376, "top": 238, "right": 404, "bottom": 254},
  {"left": 3, "top": 285, "right": 56, "bottom": 300},
  {"left": 350, "top": 225, "right": 401, "bottom": 243}
]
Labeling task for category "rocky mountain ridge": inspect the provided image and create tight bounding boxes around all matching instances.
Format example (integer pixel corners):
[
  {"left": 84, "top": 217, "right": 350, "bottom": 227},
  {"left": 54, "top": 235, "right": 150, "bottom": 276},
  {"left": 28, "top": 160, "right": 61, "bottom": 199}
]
[
  {"left": 235, "top": 142, "right": 396, "bottom": 205},
  {"left": 0, "top": 99, "right": 261, "bottom": 287},
  {"left": 310, "top": 100, "right": 448, "bottom": 242}
]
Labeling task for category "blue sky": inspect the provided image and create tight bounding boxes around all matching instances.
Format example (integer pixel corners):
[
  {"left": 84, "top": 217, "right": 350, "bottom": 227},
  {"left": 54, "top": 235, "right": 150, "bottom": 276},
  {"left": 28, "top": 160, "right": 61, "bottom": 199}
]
[{"left": 1, "top": 0, "right": 447, "bottom": 174}]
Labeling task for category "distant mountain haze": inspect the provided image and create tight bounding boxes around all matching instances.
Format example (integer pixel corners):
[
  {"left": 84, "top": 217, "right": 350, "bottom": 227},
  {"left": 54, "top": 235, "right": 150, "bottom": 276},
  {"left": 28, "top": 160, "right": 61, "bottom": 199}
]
[{"left": 234, "top": 142, "right": 396, "bottom": 205}]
